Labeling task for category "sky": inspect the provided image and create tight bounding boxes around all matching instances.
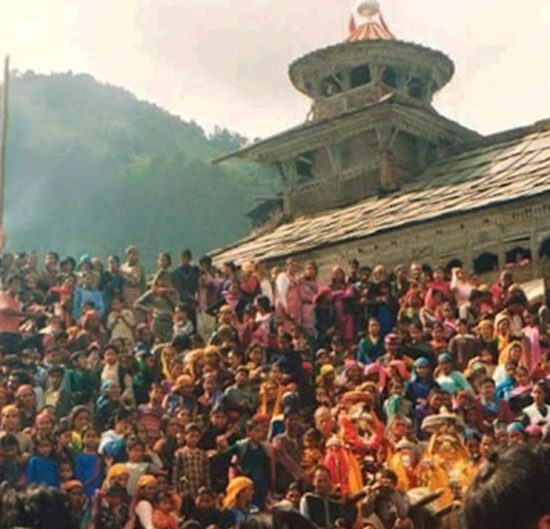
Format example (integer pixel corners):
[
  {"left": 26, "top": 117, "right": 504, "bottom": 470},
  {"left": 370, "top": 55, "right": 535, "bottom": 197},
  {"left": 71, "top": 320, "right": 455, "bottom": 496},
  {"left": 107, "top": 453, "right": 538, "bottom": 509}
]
[{"left": 2, "top": 0, "right": 550, "bottom": 140}]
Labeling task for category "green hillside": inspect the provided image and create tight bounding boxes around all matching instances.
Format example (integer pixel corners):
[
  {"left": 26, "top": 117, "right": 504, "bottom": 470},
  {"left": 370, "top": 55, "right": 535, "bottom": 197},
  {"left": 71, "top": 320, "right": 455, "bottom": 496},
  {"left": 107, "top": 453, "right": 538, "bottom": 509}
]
[{"left": 3, "top": 71, "right": 280, "bottom": 265}]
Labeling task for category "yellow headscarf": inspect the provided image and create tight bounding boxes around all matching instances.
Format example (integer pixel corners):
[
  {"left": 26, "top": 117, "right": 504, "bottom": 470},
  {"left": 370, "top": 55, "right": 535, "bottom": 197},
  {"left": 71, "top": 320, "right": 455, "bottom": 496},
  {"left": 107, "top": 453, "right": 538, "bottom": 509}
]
[
  {"left": 107, "top": 464, "right": 129, "bottom": 480},
  {"left": 184, "top": 348, "right": 205, "bottom": 381},
  {"left": 160, "top": 346, "right": 177, "bottom": 381},
  {"left": 173, "top": 374, "right": 194, "bottom": 391},
  {"left": 499, "top": 340, "right": 528, "bottom": 368},
  {"left": 477, "top": 319, "right": 493, "bottom": 331},
  {"left": 423, "top": 432, "right": 472, "bottom": 506},
  {"left": 495, "top": 313, "right": 511, "bottom": 355},
  {"left": 137, "top": 474, "right": 158, "bottom": 490},
  {"left": 316, "top": 364, "right": 336, "bottom": 386},
  {"left": 223, "top": 477, "right": 253, "bottom": 509},
  {"left": 204, "top": 345, "right": 221, "bottom": 367},
  {"left": 259, "top": 381, "right": 283, "bottom": 419},
  {"left": 102, "top": 464, "right": 130, "bottom": 491}
]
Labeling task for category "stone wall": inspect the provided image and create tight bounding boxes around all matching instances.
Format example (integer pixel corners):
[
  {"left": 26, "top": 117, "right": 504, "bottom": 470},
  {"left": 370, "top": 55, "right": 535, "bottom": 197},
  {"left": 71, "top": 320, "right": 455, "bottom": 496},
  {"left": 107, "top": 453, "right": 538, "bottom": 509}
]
[{"left": 267, "top": 195, "right": 550, "bottom": 284}]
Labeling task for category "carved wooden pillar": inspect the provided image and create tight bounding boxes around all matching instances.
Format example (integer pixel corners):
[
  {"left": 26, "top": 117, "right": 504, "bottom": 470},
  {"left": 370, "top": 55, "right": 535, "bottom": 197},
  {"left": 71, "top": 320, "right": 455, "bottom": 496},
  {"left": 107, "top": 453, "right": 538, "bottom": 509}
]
[
  {"left": 341, "top": 69, "right": 352, "bottom": 92},
  {"left": 369, "top": 64, "right": 385, "bottom": 100},
  {"left": 380, "top": 152, "right": 394, "bottom": 191},
  {"left": 328, "top": 143, "right": 341, "bottom": 174},
  {"left": 376, "top": 124, "right": 398, "bottom": 191}
]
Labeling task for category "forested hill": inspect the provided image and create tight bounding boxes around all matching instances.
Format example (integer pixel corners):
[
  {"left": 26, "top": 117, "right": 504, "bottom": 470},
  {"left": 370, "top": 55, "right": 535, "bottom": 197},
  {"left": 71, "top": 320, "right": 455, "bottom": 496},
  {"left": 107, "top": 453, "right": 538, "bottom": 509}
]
[{"left": 3, "top": 71, "right": 280, "bottom": 265}]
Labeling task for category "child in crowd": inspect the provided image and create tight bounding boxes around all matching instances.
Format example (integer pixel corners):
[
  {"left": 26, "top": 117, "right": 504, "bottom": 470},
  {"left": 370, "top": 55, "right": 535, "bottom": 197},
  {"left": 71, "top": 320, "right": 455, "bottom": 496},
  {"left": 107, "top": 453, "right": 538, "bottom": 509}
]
[
  {"left": 124, "top": 436, "right": 163, "bottom": 495},
  {"left": 221, "top": 418, "right": 273, "bottom": 509},
  {"left": 173, "top": 423, "right": 211, "bottom": 498},
  {"left": 26, "top": 434, "right": 59, "bottom": 487},
  {"left": 107, "top": 296, "right": 136, "bottom": 346},
  {"left": 173, "top": 304, "right": 195, "bottom": 338},
  {"left": 2, "top": 247, "right": 550, "bottom": 527},
  {"left": 0, "top": 434, "right": 24, "bottom": 489},
  {"left": 138, "top": 383, "right": 165, "bottom": 446},
  {"left": 153, "top": 492, "right": 180, "bottom": 529},
  {"left": 100, "top": 344, "right": 134, "bottom": 407},
  {"left": 74, "top": 425, "right": 105, "bottom": 499}
]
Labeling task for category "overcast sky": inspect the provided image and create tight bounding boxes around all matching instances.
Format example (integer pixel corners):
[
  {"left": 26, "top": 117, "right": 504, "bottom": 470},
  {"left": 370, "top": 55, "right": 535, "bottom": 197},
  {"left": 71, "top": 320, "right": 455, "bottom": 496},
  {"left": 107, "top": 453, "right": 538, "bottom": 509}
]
[{"left": 2, "top": 0, "right": 550, "bottom": 139}]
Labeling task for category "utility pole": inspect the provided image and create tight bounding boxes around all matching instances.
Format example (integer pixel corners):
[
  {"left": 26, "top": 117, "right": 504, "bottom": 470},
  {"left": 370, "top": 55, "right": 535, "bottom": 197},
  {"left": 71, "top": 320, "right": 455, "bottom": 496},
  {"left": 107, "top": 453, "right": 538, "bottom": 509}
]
[{"left": 0, "top": 55, "right": 9, "bottom": 251}]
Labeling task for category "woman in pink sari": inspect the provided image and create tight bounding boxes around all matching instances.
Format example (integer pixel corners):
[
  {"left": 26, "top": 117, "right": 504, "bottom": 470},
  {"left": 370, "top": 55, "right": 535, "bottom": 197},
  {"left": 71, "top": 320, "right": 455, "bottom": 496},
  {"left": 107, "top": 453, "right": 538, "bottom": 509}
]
[
  {"left": 330, "top": 266, "right": 356, "bottom": 347},
  {"left": 275, "top": 258, "right": 302, "bottom": 332},
  {"left": 299, "top": 261, "right": 320, "bottom": 337}
]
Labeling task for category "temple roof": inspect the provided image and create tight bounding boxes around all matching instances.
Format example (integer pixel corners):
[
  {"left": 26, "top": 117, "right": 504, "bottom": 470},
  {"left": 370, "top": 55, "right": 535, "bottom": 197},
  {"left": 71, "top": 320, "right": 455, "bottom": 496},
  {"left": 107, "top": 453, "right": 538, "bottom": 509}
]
[
  {"left": 213, "top": 96, "right": 476, "bottom": 165},
  {"left": 347, "top": 20, "right": 395, "bottom": 42},
  {"left": 211, "top": 120, "right": 550, "bottom": 264}
]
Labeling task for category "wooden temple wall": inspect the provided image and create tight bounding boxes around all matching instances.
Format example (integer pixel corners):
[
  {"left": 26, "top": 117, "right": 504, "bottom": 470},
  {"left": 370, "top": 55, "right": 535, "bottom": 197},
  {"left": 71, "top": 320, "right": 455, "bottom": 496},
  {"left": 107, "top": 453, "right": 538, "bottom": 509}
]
[{"left": 273, "top": 194, "right": 550, "bottom": 284}]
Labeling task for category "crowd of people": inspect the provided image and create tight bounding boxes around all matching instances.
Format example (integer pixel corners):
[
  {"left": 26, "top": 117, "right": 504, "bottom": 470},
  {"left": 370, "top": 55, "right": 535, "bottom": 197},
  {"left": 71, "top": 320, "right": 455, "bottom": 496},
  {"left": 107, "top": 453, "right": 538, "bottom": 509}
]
[{"left": 0, "top": 247, "right": 548, "bottom": 529}]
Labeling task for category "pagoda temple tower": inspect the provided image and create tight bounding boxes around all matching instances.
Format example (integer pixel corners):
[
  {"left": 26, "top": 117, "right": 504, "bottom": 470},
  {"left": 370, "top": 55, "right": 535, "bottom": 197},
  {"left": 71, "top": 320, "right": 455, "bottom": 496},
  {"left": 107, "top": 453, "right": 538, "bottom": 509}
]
[
  {"left": 213, "top": 1, "right": 550, "bottom": 285},
  {"left": 216, "top": 0, "right": 478, "bottom": 219}
]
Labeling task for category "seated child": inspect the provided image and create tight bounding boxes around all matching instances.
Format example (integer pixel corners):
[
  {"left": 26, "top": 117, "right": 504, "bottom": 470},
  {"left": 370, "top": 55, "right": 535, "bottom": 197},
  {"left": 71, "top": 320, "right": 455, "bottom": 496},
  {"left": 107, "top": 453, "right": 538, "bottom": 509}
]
[{"left": 153, "top": 492, "right": 179, "bottom": 529}]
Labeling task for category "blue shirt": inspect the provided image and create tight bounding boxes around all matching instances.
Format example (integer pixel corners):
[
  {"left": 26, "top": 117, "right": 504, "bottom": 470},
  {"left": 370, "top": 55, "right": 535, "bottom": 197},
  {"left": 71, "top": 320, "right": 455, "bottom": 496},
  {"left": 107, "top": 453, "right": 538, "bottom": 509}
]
[
  {"left": 74, "top": 453, "right": 105, "bottom": 499},
  {"left": 26, "top": 456, "right": 59, "bottom": 487},
  {"left": 73, "top": 287, "right": 105, "bottom": 320}
]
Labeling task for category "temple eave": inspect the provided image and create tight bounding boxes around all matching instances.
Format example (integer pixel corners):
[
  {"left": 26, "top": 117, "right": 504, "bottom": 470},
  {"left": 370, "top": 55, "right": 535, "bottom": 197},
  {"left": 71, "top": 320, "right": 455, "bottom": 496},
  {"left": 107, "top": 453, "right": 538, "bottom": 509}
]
[{"left": 212, "top": 99, "right": 479, "bottom": 166}]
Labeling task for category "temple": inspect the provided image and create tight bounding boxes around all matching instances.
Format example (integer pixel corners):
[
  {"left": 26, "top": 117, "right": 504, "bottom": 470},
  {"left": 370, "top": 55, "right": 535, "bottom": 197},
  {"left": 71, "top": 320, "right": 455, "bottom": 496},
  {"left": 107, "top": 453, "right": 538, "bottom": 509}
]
[{"left": 212, "top": 0, "right": 550, "bottom": 282}]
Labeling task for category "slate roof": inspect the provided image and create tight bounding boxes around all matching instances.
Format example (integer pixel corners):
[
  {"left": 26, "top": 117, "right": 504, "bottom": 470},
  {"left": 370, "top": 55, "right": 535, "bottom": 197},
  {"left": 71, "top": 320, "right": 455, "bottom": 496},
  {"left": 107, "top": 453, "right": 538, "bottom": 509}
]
[{"left": 212, "top": 121, "right": 550, "bottom": 265}]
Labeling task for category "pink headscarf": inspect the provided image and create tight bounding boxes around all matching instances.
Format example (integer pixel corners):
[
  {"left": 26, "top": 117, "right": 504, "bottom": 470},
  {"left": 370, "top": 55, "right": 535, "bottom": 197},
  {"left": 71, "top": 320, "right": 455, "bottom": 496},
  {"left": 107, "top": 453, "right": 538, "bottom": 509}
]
[
  {"left": 364, "top": 363, "right": 388, "bottom": 392},
  {"left": 388, "top": 360, "right": 410, "bottom": 382}
]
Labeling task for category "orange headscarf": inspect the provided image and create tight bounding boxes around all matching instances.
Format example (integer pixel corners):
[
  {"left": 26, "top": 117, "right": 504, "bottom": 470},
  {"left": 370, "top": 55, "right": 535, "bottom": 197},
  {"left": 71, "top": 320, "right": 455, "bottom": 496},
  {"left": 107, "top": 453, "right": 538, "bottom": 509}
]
[
  {"left": 259, "top": 381, "right": 283, "bottom": 419},
  {"left": 102, "top": 463, "right": 130, "bottom": 491},
  {"left": 499, "top": 340, "right": 529, "bottom": 368},
  {"left": 223, "top": 477, "right": 253, "bottom": 509},
  {"left": 160, "top": 345, "right": 177, "bottom": 381},
  {"left": 184, "top": 349, "right": 205, "bottom": 382}
]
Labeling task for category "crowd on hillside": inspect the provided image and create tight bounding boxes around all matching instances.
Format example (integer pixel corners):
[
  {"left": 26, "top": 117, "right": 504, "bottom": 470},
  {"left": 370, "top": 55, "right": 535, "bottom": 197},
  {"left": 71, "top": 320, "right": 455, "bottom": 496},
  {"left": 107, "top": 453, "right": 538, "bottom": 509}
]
[{"left": 0, "top": 247, "right": 549, "bottom": 529}]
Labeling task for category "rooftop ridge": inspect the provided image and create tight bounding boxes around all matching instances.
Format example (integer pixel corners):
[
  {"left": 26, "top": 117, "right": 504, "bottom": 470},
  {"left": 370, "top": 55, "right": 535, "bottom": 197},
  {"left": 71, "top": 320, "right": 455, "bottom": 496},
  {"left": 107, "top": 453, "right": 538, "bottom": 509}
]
[{"left": 441, "top": 117, "right": 550, "bottom": 160}]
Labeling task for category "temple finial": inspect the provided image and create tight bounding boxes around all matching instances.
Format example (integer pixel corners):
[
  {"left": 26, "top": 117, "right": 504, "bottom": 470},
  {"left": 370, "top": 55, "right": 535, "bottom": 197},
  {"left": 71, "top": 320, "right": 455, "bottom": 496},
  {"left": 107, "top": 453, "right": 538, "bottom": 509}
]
[{"left": 348, "top": 0, "right": 395, "bottom": 42}]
